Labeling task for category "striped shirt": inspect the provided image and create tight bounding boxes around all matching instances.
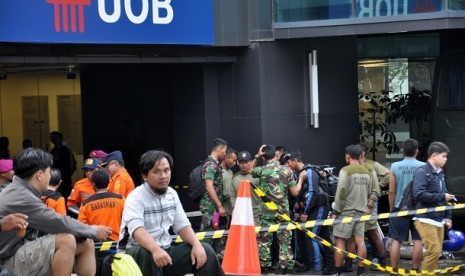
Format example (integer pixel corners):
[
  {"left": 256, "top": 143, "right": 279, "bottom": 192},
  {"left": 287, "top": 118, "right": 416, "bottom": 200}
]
[{"left": 120, "top": 183, "right": 190, "bottom": 249}]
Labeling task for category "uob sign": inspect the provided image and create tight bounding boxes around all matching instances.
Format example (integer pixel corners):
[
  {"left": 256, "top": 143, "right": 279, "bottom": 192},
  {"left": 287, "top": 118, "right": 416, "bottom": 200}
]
[{"left": 0, "top": 0, "right": 214, "bottom": 45}]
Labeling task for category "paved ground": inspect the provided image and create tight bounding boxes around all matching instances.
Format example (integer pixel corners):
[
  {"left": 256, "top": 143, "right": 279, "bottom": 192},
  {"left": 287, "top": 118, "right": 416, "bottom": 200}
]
[{"left": 257, "top": 248, "right": 465, "bottom": 275}]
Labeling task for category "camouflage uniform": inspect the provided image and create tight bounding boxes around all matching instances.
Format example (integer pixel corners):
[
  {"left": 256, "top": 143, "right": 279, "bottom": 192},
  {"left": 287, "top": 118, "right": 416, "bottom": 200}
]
[
  {"left": 199, "top": 155, "right": 225, "bottom": 259},
  {"left": 252, "top": 160, "right": 296, "bottom": 269}
]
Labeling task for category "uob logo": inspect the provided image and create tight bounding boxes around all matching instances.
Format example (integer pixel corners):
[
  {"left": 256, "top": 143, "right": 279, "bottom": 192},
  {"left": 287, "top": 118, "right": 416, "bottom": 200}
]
[
  {"left": 46, "top": 0, "right": 90, "bottom": 33},
  {"left": 46, "top": 0, "right": 174, "bottom": 33}
]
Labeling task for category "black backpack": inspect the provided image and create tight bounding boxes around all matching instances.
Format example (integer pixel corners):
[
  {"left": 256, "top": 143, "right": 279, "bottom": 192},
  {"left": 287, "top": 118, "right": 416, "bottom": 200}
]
[
  {"left": 398, "top": 180, "right": 414, "bottom": 211},
  {"left": 302, "top": 166, "right": 332, "bottom": 205},
  {"left": 187, "top": 161, "right": 205, "bottom": 203},
  {"left": 397, "top": 164, "right": 428, "bottom": 215}
]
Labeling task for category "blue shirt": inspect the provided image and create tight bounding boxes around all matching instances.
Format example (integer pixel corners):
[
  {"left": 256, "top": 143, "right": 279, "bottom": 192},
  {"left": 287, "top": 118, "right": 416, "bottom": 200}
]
[{"left": 391, "top": 157, "right": 425, "bottom": 208}]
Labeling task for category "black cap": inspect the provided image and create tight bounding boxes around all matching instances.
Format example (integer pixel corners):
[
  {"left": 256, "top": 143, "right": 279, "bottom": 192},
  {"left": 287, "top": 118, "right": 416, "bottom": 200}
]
[
  {"left": 284, "top": 149, "right": 302, "bottom": 161},
  {"left": 237, "top": 151, "right": 252, "bottom": 162}
]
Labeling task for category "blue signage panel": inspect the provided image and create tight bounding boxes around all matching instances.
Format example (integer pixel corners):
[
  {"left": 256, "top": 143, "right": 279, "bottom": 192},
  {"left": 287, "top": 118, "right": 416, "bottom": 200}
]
[{"left": 0, "top": 0, "right": 214, "bottom": 45}]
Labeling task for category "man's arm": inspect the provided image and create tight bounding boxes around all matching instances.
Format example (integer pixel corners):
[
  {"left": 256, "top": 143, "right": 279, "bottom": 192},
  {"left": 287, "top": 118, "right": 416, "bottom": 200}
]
[
  {"left": 289, "top": 170, "right": 304, "bottom": 197},
  {"left": 133, "top": 227, "right": 173, "bottom": 268},
  {"left": 303, "top": 169, "right": 319, "bottom": 217},
  {"left": 368, "top": 168, "right": 380, "bottom": 208},
  {"left": 374, "top": 162, "right": 390, "bottom": 189},
  {"left": 333, "top": 170, "right": 348, "bottom": 215},
  {"left": 205, "top": 179, "right": 225, "bottom": 216},
  {"left": 412, "top": 168, "right": 444, "bottom": 203},
  {"left": 251, "top": 145, "right": 266, "bottom": 168},
  {"left": 67, "top": 184, "right": 81, "bottom": 207},
  {"left": 178, "top": 226, "right": 207, "bottom": 269},
  {"left": 388, "top": 168, "right": 396, "bottom": 211},
  {"left": 0, "top": 213, "right": 28, "bottom": 232}
]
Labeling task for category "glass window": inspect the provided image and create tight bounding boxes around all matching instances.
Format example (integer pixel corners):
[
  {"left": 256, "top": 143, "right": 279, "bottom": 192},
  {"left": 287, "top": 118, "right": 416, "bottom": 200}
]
[
  {"left": 274, "top": 0, "right": 450, "bottom": 23},
  {"left": 274, "top": 0, "right": 351, "bottom": 22},
  {"left": 358, "top": 58, "right": 436, "bottom": 164},
  {"left": 445, "top": 64, "right": 465, "bottom": 108},
  {"left": 449, "top": 0, "right": 465, "bottom": 10}
]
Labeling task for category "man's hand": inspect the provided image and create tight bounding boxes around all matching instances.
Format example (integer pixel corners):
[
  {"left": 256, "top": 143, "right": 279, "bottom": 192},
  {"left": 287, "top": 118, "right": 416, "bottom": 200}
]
[
  {"left": 218, "top": 205, "right": 227, "bottom": 216},
  {"left": 152, "top": 247, "right": 172, "bottom": 268},
  {"left": 300, "top": 214, "right": 308, "bottom": 222},
  {"left": 190, "top": 242, "right": 207, "bottom": 270},
  {"left": 445, "top": 219, "right": 453, "bottom": 229},
  {"left": 445, "top": 193, "right": 456, "bottom": 202},
  {"left": 256, "top": 145, "right": 266, "bottom": 158},
  {"left": 364, "top": 206, "right": 372, "bottom": 215},
  {"left": 92, "top": 225, "right": 112, "bottom": 241},
  {"left": 1, "top": 213, "right": 28, "bottom": 232}
]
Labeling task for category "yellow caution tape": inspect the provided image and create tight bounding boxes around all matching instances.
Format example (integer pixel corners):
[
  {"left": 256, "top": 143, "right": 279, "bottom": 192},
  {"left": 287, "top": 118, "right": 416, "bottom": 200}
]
[
  {"left": 172, "top": 185, "right": 189, "bottom": 189},
  {"left": 251, "top": 182, "right": 465, "bottom": 275},
  {"left": 95, "top": 241, "right": 116, "bottom": 251}
]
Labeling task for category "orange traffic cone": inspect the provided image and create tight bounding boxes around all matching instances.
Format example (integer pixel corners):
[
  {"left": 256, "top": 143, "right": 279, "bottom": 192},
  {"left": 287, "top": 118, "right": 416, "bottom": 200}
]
[{"left": 222, "top": 180, "right": 261, "bottom": 275}]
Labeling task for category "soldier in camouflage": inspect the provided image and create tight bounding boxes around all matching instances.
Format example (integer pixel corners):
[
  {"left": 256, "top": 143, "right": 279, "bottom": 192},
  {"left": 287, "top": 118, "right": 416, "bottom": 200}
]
[
  {"left": 199, "top": 138, "right": 228, "bottom": 260},
  {"left": 252, "top": 144, "right": 297, "bottom": 274}
]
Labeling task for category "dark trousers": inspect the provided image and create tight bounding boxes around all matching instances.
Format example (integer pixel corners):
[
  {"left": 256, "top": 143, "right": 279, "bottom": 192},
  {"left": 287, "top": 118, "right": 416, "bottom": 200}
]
[
  {"left": 297, "top": 204, "right": 334, "bottom": 272},
  {"left": 126, "top": 243, "right": 225, "bottom": 276}
]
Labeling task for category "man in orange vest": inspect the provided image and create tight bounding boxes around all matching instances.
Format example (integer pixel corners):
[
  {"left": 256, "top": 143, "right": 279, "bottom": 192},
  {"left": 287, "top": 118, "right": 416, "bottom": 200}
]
[
  {"left": 67, "top": 158, "right": 100, "bottom": 208},
  {"left": 102, "top": 151, "right": 135, "bottom": 198}
]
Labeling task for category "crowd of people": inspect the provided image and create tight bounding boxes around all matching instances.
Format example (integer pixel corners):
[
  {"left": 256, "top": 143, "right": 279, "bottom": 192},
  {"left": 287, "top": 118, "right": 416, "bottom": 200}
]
[
  {"left": 196, "top": 138, "right": 455, "bottom": 276},
  {"left": 0, "top": 133, "right": 456, "bottom": 276}
]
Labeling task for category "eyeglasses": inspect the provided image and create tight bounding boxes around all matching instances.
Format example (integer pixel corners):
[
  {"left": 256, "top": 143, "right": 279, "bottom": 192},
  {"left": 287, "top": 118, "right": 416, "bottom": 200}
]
[{"left": 102, "top": 161, "right": 116, "bottom": 168}]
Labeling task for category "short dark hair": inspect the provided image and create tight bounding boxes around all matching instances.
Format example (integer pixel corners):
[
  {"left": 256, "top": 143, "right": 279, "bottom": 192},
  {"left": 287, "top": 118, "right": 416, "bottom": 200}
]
[
  {"left": 345, "top": 145, "right": 363, "bottom": 160},
  {"left": 49, "top": 131, "right": 63, "bottom": 139},
  {"left": 91, "top": 170, "right": 111, "bottom": 189},
  {"left": 276, "top": 146, "right": 286, "bottom": 152},
  {"left": 285, "top": 148, "right": 303, "bottom": 162},
  {"left": 225, "top": 148, "right": 237, "bottom": 157},
  {"left": 403, "top": 139, "right": 419, "bottom": 157},
  {"left": 262, "top": 144, "right": 276, "bottom": 160},
  {"left": 212, "top": 138, "right": 227, "bottom": 151},
  {"left": 279, "top": 152, "right": 288, "bottom": 165},
  {"left": 356, "top": 143, "right": 368, "bottom": 153},
  {"left": 14, "top": 148, "right": 53, "bottom": 179},
  {"left": 49, "top": 168, "right": 62, "bottom": 187},
  {"left": 139, "top": 150, "right": 174, "bottom": 176},
  {"left": 427, "top": 141, "right": 450, "bottom": 158}
]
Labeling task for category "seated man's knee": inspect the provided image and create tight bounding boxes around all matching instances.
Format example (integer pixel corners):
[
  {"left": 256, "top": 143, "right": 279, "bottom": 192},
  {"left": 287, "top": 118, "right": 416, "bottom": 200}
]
[
  {"left": 56, "top": 233, "right": 77, "bottom": 252},
  {"left": 201, "top": 242, "right": 216, "bottom": 257}
]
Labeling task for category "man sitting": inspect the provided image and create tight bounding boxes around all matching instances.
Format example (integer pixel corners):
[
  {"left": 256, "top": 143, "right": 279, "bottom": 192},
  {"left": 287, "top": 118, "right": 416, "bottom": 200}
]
[
  {"left": 0, "top": 148, "right": 112, "bottom": 276},
  {"left": 120, "top": 150, "right": 225, "bottom": 275}
]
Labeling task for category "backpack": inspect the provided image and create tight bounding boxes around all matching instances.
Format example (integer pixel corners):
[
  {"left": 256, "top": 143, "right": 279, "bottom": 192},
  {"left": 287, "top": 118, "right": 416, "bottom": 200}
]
[
  {"left": 397, "top": 164, "right": 428, "bottom": 215},
  {"left": 303, "top": 166, "right": 333, "bottom": 205},
  {"left": 187, "top": 161, "right": 205, "bottom": 203},
  {"left": 99, "top": 253, "right": 142, "bottom": 276},
  {"left": 398, "top": 180, "right": 414, "bottom": 212}
]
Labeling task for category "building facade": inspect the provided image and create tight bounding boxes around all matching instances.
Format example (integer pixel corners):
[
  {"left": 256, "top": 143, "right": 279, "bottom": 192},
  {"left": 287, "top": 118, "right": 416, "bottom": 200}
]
[{"left": 1, "top": 1, "right": 464, "bottom": 209}]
